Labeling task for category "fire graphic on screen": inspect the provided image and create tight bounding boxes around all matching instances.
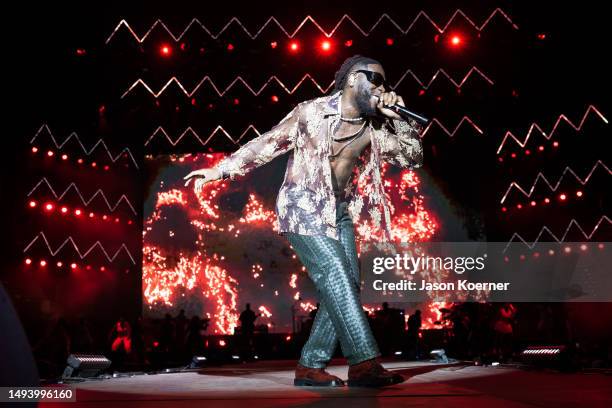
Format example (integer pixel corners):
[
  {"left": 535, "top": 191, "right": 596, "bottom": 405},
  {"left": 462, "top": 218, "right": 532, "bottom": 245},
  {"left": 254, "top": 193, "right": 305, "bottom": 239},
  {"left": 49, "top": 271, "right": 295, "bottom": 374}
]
[{"left": 143, "top": 153, "right": 439, "bottom": 334}]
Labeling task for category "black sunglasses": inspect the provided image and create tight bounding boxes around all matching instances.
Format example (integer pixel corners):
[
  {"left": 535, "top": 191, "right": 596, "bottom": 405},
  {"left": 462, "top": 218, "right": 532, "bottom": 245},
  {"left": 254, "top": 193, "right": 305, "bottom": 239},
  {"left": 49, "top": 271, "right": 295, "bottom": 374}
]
[{"left": 353, "top": 70, "right": 388, "bottom": 89}]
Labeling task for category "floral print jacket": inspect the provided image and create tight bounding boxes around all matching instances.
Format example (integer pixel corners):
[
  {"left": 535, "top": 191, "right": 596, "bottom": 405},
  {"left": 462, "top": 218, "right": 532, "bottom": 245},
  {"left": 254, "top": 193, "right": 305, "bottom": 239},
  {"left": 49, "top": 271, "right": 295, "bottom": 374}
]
[{"left": 215, "top": 91, "right": 424, "bottom": 243}]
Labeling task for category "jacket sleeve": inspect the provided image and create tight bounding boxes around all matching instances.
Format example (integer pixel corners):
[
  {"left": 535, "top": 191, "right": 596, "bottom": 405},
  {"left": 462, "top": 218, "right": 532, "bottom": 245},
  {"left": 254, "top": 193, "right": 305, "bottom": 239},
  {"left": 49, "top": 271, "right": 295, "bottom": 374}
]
[
  {"left": 377, "top": 118, "right": 424, "bottom": 169},
  {"left": 215, "top": 104, "right": 302, "bottom": 180}
]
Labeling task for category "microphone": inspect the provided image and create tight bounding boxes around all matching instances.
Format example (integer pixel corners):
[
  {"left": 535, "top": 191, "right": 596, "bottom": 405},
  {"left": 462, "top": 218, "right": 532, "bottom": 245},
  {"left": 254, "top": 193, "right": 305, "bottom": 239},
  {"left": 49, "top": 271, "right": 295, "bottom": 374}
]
[{"left": 374, "top": 95, "right": 429, "bottom": 125}]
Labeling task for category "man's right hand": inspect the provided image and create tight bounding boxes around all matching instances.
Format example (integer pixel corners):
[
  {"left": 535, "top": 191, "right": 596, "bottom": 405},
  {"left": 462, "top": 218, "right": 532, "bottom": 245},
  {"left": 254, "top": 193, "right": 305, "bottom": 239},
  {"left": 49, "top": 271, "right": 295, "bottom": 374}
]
[{"left": 183, "top": 168, "right": 223, "bottom": 194}]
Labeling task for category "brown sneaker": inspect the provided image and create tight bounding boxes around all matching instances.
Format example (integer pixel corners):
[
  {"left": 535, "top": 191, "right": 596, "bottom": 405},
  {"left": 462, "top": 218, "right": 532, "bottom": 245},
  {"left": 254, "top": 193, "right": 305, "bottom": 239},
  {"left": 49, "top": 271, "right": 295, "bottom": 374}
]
[
  {"left": 294, "top": 363, "right": 345, "bottom": 387},
  {"left": 347, "top": 358, "right": 405, "bottom": 387}
]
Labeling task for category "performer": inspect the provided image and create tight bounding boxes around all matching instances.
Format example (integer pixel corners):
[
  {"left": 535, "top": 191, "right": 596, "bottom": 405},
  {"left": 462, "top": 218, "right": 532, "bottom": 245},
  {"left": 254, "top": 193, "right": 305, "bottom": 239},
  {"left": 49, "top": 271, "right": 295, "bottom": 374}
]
[{"left": 184, "top": 55, "right": 424, "bottom": 387}]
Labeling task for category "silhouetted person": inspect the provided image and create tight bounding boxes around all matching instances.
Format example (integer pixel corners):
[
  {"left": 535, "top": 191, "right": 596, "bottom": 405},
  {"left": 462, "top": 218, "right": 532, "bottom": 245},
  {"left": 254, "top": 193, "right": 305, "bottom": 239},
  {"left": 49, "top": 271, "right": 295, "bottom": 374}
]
[
  {"left": 239, "top": 304, "right": 261, "bottom": 359},
  {"left": 406, "top": 310, "right": 422, "bottom": 360},
  {"left": 186, "top": 316, "right": 205, "bottom": 355},
  {"left": 131, "top": 317, "right": 146, "bottom": 368},
  {"left": 159, "top": 313, "right": 175, "bottom": 353},
  {"left": 239, "top": 303, "right": 259, "bottom": 337},
  {"left": 72, "top": 316, "right": 94, "bottom": 352},
  {"left": 34, "top": 316, "right": 71, "bottom": 377},
  {"left": 493, "top": 303, "right": 516, "bottom": 361},
  {"left": 175, "top": 309, "right": 188, "bottom": 354}
]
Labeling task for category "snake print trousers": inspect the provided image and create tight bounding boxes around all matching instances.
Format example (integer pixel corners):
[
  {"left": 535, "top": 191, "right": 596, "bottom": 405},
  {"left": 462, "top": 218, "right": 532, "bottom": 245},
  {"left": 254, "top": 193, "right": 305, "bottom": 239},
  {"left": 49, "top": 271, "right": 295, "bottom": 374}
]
[{"left": 285, "top": 200, "right": 381, "bottom": 368}]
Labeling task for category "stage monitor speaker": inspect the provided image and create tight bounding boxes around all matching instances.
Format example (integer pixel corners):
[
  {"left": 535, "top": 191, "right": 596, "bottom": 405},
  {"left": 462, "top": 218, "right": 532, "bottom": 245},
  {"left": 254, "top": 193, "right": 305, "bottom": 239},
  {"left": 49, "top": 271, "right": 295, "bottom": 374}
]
[
  {"left": 430, "top": 349, "right": 449, "bottom": 363},
  {"left": 519, "top": 345, "right": 574, "bottom": 370},
  {"left": 62, "top": 353, "right": 111, "bottom": 379},
  {"left": 188, "top": 355, "right": 208, "bottom": 369}
]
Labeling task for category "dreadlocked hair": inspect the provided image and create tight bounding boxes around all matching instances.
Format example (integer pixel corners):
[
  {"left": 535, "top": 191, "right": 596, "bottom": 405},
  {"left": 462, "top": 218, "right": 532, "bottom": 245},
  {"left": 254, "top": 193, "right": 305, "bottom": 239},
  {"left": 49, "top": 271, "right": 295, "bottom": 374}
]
[{"left": 332, "top": 55, "right": 381, "bottom": 93}]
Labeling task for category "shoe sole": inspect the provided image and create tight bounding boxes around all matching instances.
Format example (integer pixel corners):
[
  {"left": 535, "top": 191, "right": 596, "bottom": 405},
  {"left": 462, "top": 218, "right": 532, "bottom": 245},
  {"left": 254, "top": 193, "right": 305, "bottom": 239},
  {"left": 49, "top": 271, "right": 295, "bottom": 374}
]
[
  {"left": 294, "top": 378, "right": 345, "bottom": 387},
  {"left": 347, "top": 375, "right": 405, "bottom": 388}
]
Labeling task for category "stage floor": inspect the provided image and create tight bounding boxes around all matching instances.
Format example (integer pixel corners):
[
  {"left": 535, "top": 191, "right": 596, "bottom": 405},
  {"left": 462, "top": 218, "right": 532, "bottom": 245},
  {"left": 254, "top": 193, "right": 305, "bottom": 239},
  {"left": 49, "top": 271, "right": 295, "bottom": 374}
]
[{"left": 41, "top": 360, "right": 612, "bottom": 407}]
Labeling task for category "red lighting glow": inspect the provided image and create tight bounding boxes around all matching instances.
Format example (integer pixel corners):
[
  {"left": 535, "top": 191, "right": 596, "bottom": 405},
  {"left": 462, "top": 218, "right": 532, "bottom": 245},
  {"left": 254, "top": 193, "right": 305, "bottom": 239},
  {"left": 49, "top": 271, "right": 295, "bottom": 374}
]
[
  {"left": 289, "top": 41, "right": 299, "bottom": 52},
  {"left": 71, "top": 263, "right": 77, "bottom": 269},
  {"left": 160, "top": 45, "right": 172, "bottom": 56},
  {"left": 320, "top": 40, "right": 331, "bottom": 51},
  {"left": 25, "top": 259, "right": 32, "bottom": 265},
  {"left": 559, "top": 194, "right": 567, "bottom": 201},
  {"left": 29, "top": 201, "right": 37, "bottom": 208},
  {"left": 449, "top": 34, "right": 463, "bottom": 47},
  {"left": 45, "top": 203, "right": 54, "bottom": 211},
  {"left": 40, "top": 260, "right": 47, "bottom": 267},
  {"left": 32, "top": 147, "right": 38, "bottom": 153}
]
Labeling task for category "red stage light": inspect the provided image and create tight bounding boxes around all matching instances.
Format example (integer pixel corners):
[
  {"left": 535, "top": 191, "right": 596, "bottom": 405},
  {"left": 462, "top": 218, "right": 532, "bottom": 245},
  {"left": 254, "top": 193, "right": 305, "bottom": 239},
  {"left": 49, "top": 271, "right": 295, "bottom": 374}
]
[
  {"left": 530, "top": 200, "right": 536, "bottom": 206},
  {"left": 553, "top": 141, "right": 559, "bottom": 147},
  {"left": 45, "top": 203, "right": 54, "bottom": 211},
  {"left": 29, "top": 201, "right": 37, "bottom": 208},
  {"left": 538, "top": 145, "right": 544, "bottom": 151},
  {"left": 544, "top": 198, "right": 550, "bottom": 204},
  {"left": 102, "top": 215, "right": 108, "bottom": 220},
  {"left": 47, "top": 150, "right": 54, "bottom": 157},
  {"left": 57, "top": 261, "right": 63, "bottom": 267},
  {"left": 386, "top": 38, "right": 394, "bottom": 46},
  {"left": 40, "top": 260, "right": 46, "bottom": 267},
  {"left": 104, "top": 165, "right": 109, "bottom": 171},
  {"left": 32, "top": 147, "right": 38, "bottom": 153},
  {"left": 344, "top": 40, "right": 353, "bottom": 47},
  {"left": 75, "top": 209, "right": 82, "bottom": 216},
  {"left": 525, "top": 149, "right": 531, "bottom": 155},
  {"left": 92, "top": 162, "right": 97, "bottom": 167},
  {"left": 501, "top": 207, "right": 507, "bottom": 212},
  {"left": 100, "top": 266, "right": 105, "bottom": 271},
  {"left": 89, "top": 212, "right": 94, "bottom": 218},
  {"left": 219, "top": 339, "right": 226, "bottom": 347},
  {"left": 517, "top": 204, "right": 522, "bottom": 209},
  {"left": 61, "top": 154, "right": 68, "bottom": 160},
  {"left": 450, "top": 35, "right": 462, "bottom": 47},
  {"left": 77, "top": 158, "right": 83, "bottom": 164},
  {"left": 233, "top": 98, "right": 240, "bottom": 105},
  {"left": 270, "top": 41, "right": 277, "bottom": 48},
  {"left": 559, "top": 193, "right": 567, "bottom": 201},
  {"left": 289, "top": 41, "right": 299, "bottom": 52},
  {"left": 320, "top": 40, "right": 331, "bottom": 52},
  {"left": 71, "top": 263, "right": 77, "bottom": 269},
  {"left": 61, "top": 207, "right": 68, "bottom": 214},
  {"left": 160, "top": 44, "right": 172, "bottom": 56},
  {"left": 271, "top": 95, "right": 279, "bottom": 103},
  {"left": 511, "top": 153, "right": 516, "bottom": 158},
  {"left": 227, "top": 43, "right": 234, "bottom": 51},
  {"left": 576, "top": 190, "right": 583, "bottom": 197},
  {"left": 25, "top": 258, "right": 32, "bottom": 265}
]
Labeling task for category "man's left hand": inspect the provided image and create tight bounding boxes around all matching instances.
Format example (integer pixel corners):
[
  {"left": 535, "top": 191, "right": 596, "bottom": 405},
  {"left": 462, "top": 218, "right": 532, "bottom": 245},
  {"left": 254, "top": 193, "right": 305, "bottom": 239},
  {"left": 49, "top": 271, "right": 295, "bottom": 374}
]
[{"left": 376, "top": 91, "right": 405, "bottom": 120}]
